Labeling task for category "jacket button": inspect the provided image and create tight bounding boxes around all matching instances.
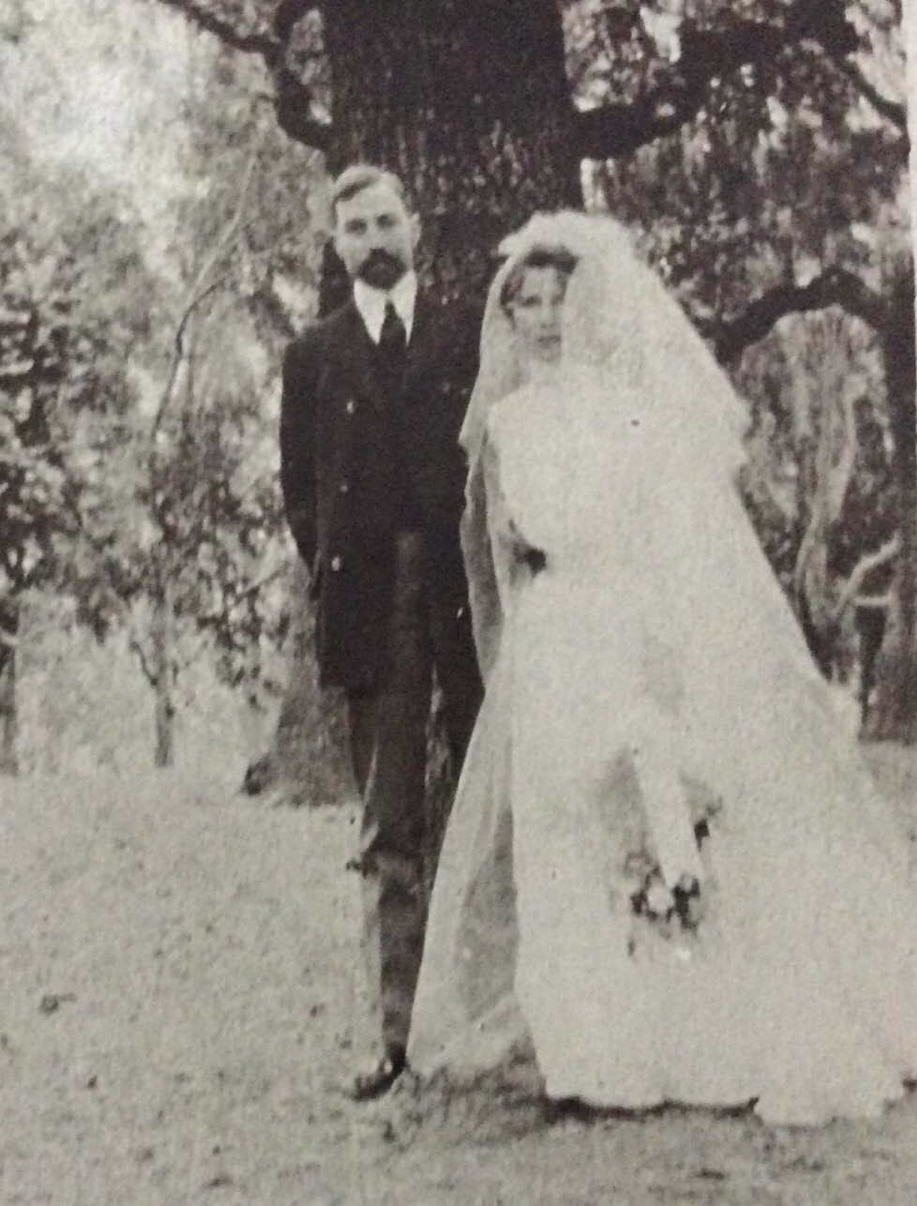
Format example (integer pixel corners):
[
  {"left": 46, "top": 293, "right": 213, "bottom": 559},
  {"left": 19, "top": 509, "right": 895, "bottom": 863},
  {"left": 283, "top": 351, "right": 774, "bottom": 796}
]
[
  {"left": 339, "top": 480, "right": 349, "bottom": 495},
  {"left": 330, "top": 555, "right": 342, "bottom": 572},
  {"left": 345, "top": 400, "right": 356, "bottom": 415}
]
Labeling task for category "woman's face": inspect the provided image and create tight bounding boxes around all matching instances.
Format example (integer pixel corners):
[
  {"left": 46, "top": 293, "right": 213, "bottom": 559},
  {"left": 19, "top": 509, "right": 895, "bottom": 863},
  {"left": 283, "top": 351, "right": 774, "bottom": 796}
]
[{"left": 509, "top": 266, "right": 567, "bottom": 365}]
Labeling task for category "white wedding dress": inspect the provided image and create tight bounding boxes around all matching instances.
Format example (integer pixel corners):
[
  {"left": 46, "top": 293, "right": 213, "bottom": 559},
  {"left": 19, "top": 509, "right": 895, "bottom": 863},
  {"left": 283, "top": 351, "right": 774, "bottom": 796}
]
[{"left": 409, "top": 371, "right": 917, "bottom": 1126}]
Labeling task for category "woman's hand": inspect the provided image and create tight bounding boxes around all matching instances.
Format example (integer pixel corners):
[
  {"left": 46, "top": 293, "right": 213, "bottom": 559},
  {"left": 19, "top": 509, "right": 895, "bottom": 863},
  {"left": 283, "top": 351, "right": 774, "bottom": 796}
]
[
  {"left": 520, "top": 546, "right": 547, "bottom": 573},
  {"left": 505, "top": 518, "right": 547, "bottom": 575}
]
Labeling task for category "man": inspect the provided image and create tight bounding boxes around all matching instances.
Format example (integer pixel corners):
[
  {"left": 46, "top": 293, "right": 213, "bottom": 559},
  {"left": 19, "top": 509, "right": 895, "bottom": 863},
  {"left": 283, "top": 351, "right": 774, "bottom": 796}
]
[{"left": 279, "top": 165, "right": 483, "bottom": 1100}]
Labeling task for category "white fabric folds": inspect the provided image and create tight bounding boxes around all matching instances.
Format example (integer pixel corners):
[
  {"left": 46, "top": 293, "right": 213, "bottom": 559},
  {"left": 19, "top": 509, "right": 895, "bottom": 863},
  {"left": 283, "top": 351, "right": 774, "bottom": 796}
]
[{"left": 408, "top": 212, "right": 917, "bottom": 1125}]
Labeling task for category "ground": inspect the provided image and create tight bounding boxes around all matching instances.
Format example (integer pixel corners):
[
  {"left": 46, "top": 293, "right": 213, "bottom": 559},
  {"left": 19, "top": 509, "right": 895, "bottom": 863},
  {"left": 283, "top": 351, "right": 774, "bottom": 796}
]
[{"left": 3, "top": 749, "right": 917, "bottom": 1205}]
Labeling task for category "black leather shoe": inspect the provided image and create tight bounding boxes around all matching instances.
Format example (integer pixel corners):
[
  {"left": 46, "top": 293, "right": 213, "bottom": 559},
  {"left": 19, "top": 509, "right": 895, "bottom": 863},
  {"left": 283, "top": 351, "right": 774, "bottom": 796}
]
[
  {"left": 350, "top": 1046, "right": 407, "bottom": 1102},
  {"left": 540, "top": 1095, "right": 595, "bottom": 1124}
]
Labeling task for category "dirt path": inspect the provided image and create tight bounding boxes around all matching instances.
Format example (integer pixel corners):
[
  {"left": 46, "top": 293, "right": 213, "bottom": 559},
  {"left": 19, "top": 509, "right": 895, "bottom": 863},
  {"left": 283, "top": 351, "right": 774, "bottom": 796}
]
[{"left": 2, "top": 765, "right": 917, "bottom": 1205}]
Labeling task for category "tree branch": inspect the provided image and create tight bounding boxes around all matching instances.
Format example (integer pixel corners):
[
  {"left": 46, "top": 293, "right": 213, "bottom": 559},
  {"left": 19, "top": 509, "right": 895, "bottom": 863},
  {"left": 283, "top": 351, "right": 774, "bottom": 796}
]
[
  {"left": 129, "top": 634, "right": 158, "bottom": 687},
  {"left": 150, "top": 136, "right": 262, "bottom": 454},
  {"left": 154, "top": 0, "right": 331, "bottom": 149},
  {"left": 830, "top": 58, "right": 907, "bottom": 133},
  {"left": 827, "top": 390, "right": 858, "bottom": 522},
  {"left": 234, "top": 566, "right": 286, "bottom": 604},
  {"left": 793, "top": 385, "right": 858, "bottom": 621},
  {"left": 273, "top": 0, "right": 316, "bottom": 44},
  {"left": 576, "top": 0, "right": 858, "bottom": 159},
  {"left": 833, "top": 534, "right": 901, "bottom": 619},
  {"left": 273, "top": 65, "right": 333, "bottom": 150},
  {"left": 703, "top": 268, "right": 887, "bottom": 363},
  {"left": 154, "top": 0, "right": 275, "bottom": 58}
]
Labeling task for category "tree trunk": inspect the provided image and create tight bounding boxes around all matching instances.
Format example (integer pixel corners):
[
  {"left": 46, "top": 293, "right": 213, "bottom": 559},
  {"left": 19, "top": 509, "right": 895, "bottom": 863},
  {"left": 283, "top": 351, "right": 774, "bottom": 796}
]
[
  {"left": 871, "top": 267, "right": 917, "bottom": 740},
  {"left": 793, "top": 381, "right": 860, "bottom": 680},
  {"left": 875, "top": 6, "right": 917, "bottom": 739},
  {"left": 251, "top": 560, "right": 351, "bottom": 805},
  {"left": 0, "top": 599, "right": 19, "bottom": 775},
  {"left": 262, "top": 0, "right": 582, "bottom": 802},
  {"left": 323, "top": 0, "right": 581, "bottom": 297},
  {"left": 151, "top": 577, "right": 176, "bottom": 768}
]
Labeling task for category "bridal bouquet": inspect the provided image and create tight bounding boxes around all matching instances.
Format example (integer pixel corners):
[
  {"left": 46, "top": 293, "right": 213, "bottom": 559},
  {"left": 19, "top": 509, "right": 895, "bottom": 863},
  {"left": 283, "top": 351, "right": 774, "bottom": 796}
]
[
  {"left": 624, "top": 816, "right": 715, "bottom": 959},
  {"left": 629, "top": 865, "right": 703, "bottom": 930}
]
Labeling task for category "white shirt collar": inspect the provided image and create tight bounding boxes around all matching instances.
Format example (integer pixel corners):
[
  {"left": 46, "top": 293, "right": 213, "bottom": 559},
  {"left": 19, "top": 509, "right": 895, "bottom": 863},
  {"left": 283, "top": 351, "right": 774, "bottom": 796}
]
[{"left": 353, "top": 271, "right": 417, "bottom": 344}]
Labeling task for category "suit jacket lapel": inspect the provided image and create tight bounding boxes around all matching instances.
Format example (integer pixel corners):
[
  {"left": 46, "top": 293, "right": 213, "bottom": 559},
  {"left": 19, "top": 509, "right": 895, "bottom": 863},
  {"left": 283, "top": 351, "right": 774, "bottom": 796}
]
[{"left": 335, "top": 292, "right": 436, "bottom": 411}]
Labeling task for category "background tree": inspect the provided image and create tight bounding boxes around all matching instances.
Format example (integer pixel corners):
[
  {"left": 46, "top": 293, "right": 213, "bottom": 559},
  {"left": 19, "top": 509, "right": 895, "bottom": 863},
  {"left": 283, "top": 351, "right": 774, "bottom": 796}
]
[
  {"left": 153, "top": 0, "right": 591, "bottom": 799},
  {"left": 139, "top": 39, "right": 350, "bottom": 787},
  {"left": 582, "top": 0, "right": 909, "bottom": 730},
  {"left": 6, "top": 0, "right": 904, "bottom": 780},
  {"left": 2, "top": 0, "right": 332, "bottom": 774},
  {"left": 0, "top": 148, "right": 152, "bottom": 772},
  {"left": 149, "top": 0, "right": 916, "bottom": 788}
]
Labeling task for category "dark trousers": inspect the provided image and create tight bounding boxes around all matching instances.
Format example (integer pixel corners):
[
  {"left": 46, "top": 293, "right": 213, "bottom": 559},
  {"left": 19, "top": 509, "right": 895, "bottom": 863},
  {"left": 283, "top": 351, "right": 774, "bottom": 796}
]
[{"left": 346, "top": 531, "right": 480, "bottom": 1052}]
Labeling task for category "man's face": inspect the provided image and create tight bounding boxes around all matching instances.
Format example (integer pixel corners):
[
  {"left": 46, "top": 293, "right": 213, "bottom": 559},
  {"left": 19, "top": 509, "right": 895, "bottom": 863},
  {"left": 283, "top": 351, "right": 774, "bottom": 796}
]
[{"left": 333, "top": 181, "right": 419, "bottom": 290}]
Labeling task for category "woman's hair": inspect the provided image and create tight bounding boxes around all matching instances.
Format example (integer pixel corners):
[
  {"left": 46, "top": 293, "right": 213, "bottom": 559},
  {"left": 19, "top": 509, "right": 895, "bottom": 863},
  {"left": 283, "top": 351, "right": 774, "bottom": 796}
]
[{"left": 499, "top": 244, "right": 579, "bottom": 313}]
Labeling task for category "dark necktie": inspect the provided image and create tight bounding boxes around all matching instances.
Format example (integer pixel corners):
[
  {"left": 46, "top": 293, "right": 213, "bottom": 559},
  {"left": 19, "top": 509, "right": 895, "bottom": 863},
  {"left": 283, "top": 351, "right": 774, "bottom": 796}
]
[
  {"left": 379, "top": 299, "right": 407, "bottom": 360},
  {"left": 377, "top": 299, "right": 407, "bottom": 398}
]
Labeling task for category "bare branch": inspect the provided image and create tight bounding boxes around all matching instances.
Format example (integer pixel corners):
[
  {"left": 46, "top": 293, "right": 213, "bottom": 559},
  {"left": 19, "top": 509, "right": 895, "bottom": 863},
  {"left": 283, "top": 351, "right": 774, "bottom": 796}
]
[
  {"left": 189, "top": 143, "right": 261, "bottom": 299},
  {"left": 150, "top": 275, "right": 228, "bottom": 450},
  {"left": 854, "top": 590, "right": 894, "bottom": 609},
  {"left": 793, "top": 389, "right": 856, "bottom": 614},
  {"left": 273, "top": 65, "right": 334, "bottom": 150},
  {"left": 833, "top": 534, "right": 901, "bottom": 619},
  {"left": 576, "top": 0, "right": 858, "bottom": 159},
  {"left": 154, "top": 0, "right": 274, "bottom": 58},
  {"left": 150, "top": 137, "right": 262, "bottom": 453},
  {"left": 703, "top": 268, "right": 887, "bottom": 363},
  {"left": 154, "top": 0, "right": 331, "bottom": 149},
  {"left": 830, "top": 57, "right": 908, "bottom": 132},
  {"left": 129, "top": 634, "right": 158, "bottom": 687},
  {"left": 273, "top": 0, "right": 317, "bottom": 44},
  {"left": 234, "top": 566, "right": 286, "bottom": 603},
  {"left": 272, "top": 0, "right": 334, "bottom": 152},
  {"left": 825, "top": 390, "right": 858, "bottom": 522}
]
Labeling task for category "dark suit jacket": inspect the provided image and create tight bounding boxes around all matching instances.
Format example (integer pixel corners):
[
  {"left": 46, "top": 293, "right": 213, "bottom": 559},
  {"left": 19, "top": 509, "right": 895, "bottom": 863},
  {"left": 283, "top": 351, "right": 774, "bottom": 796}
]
[{"left": 279, "top": 293, "right": 480, "bottom": 690}]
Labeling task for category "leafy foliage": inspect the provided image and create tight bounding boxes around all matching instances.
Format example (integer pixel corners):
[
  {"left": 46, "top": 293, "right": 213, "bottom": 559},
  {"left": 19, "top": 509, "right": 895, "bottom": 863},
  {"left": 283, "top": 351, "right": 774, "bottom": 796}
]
[
  {"left": 2, "top": 4, "right": 327, "bottom": 767},
  {"left": 572, "top": 1, "right": 907, "bottom": 683},
  {"left": 0, "top": 162, "right": 150, "bottom": 628},
  {"left": 5, "top": 0, "right": 915, "bottom": 769}
]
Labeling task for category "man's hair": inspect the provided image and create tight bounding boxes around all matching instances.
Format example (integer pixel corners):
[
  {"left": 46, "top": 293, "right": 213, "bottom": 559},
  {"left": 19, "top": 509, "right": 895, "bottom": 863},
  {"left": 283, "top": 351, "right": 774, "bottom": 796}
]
[
  {"left": 331, "top": 164, "right": 408, "bottom": 221},
  {"left": 499, "top": 244, "right": 579, "bottom": 312}
]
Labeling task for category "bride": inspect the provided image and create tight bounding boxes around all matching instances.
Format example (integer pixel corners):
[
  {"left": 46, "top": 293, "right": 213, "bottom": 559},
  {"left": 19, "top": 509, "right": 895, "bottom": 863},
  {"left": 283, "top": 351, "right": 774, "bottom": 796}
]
[{"left": 407, "top": 211, "right": 917, "bottom": 1126}]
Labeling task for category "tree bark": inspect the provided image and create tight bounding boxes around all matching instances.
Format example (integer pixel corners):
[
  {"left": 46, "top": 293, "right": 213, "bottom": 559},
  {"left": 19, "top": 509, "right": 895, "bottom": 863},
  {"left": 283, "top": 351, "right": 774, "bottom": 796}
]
[
  {"left": 869, "top": 0, "right": 917, "bottom": 737},
  {"left": 575, "top": 2, "right": 863, "bottom": 160},
  {"left": 323, "top": 0, "right": 581, "bottom": 299},
  {"left": 793, "top": 380, "right": 859, "bottom": 677},
  {"left": 872, "top": 267, "right": 917, "bottom": 740},
  {"left": 151, "top": 576, "right": 176, "bottom": 769},
  {"left": 253, "top": 560, "right": 351, "bottom": 805},
  {"left": 706, "top": 270, "right": 887, "bottom": 364},
  {"left": 261, "top": 0, "right": 583, "bottom": 803},
  {"left": 0, "top": 599, "right": 19, "bottom": 775}
]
